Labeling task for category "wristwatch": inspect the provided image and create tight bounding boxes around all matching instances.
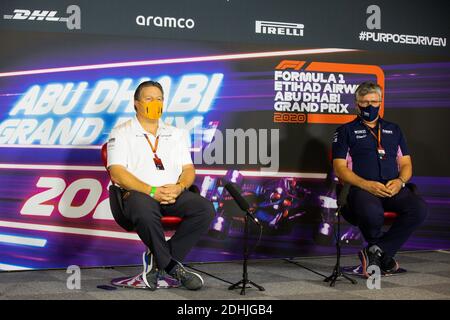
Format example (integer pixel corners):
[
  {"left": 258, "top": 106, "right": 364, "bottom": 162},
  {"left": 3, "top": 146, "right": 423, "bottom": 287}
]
[{"left": 398, "top": 177, "right": 406, "bottom": 188}]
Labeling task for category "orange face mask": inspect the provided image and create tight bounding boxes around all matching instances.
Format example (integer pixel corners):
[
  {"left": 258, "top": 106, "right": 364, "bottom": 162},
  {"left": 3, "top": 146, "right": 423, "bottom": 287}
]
[{"left": 140, "top": 100, "right": 163, "bottom": 120}]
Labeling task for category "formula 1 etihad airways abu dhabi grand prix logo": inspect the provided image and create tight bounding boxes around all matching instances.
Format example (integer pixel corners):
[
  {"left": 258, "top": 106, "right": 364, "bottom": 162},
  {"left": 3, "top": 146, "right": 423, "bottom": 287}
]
[{"left": 272, "top": 60, "right": 385, "bottom": 124}]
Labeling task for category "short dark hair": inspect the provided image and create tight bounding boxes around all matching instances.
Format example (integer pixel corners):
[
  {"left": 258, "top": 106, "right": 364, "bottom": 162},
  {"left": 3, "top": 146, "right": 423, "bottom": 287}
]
[
  {"left": 134, "top": 80, "right": 164, "bottom": 101},
  {"left": 355, "top": 81, "right": 382, "bottom": 100}
]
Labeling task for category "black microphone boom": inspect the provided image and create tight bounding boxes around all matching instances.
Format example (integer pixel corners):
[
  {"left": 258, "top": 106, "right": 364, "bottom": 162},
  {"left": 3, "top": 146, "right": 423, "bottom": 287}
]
[
  {"left": 225, "top": 182, "right": 265, "bottom": 295},
  {"left": 224, "top": 183, "right": 261, "bottom": 226},
  {"left": 324, "top": 181, "right": 357, "bottom": 287},
  {"left": 337, "top": 183, "right": 351, "bottom": 207}
]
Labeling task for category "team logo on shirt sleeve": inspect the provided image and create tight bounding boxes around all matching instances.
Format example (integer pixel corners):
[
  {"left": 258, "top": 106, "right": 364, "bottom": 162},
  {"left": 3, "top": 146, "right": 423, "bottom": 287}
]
[{"left": 107, "top": 137, "right": 116, "bottom": 150}]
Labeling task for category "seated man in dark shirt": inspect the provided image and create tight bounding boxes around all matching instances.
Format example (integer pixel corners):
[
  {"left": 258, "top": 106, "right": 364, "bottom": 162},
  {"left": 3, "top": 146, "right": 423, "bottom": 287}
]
[{"left": 332, "top": 81, "right": 428, "bottom": 277}]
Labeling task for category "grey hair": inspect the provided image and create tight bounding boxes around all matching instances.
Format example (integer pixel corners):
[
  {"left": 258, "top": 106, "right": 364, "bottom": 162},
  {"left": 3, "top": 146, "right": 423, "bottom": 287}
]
[{"left": 355, "top": 81, "right": 382, "bottom": 100}]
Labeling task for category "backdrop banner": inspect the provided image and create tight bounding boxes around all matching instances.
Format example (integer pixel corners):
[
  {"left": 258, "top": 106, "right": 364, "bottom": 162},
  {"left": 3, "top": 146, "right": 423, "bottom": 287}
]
[{"left": 0, "top": 0, "right": 449, "bottom": 270}]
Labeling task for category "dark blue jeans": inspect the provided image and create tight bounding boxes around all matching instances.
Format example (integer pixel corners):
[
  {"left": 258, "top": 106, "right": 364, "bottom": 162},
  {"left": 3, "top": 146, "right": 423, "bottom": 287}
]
[{"left": 343, "top": 186, "right": 428, "bottom": 258}]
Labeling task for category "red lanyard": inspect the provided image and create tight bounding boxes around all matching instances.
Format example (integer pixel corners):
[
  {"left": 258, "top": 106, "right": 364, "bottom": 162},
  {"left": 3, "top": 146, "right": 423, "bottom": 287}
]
[
  {"left": 144, "top": 134, "right": 159, "bottom": 156},
  {"left": 363, "top": 123, "right": 382, "bottom": 149},
  {"left": 144, "top": 134, "right": 165, "bottom": 170}
]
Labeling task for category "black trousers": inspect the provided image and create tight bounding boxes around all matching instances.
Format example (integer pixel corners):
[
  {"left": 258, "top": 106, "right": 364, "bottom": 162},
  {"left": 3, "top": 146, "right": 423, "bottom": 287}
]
[
  {"left": 344, "top": 186, "right": 428, "bottom": 258},
  {"left": 123, "top": 190, "right": 215, "bottom": 269}
]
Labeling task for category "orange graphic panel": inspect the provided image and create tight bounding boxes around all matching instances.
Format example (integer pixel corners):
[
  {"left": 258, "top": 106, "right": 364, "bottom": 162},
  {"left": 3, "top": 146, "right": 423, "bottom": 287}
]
[
  {"left": 274, "top": 60, "right": 385, "bottom": 125},
  {"left": 305, "top": 62, "right": 385, "bottom": 124}
]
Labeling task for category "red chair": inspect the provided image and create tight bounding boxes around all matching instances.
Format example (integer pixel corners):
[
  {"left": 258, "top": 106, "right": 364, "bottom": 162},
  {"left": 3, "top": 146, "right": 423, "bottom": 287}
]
[
  {"left": 101, "top": 143, "right": 183, "bottom": 288},
  {"left": 383, "top": 211, "right": 399, "bottom": 224}
]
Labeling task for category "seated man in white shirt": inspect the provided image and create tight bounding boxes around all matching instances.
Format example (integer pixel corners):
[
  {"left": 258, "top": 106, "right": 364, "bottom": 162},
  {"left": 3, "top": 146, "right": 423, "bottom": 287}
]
[{"left": 107, "top": 81, "right": 215, "bottom": 291}]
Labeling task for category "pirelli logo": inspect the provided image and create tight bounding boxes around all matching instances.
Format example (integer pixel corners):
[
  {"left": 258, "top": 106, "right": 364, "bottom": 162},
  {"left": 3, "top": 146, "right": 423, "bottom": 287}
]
[{"left": 255, "top": 20, "right": 304, "bottom": 37}]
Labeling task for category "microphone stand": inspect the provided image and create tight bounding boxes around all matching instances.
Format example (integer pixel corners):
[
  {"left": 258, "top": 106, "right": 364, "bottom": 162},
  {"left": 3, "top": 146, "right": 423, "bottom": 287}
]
[
  {"left": 228, "top": 209, "right": 265, "bottom": 295},
  {"left": 324, "top": 184, "right": 357, "bottom": 287}
]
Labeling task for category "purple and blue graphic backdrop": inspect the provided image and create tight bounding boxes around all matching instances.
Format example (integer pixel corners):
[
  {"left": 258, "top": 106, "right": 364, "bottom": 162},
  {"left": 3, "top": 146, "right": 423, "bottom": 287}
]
[{"left": 0, "top": 34, "right": 449, "bottom": 270}]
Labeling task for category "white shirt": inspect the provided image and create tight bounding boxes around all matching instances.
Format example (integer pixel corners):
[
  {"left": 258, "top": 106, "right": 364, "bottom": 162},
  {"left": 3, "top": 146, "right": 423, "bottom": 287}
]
[{"left": 107, "top": 116, "right": 193, "bottom": 187}]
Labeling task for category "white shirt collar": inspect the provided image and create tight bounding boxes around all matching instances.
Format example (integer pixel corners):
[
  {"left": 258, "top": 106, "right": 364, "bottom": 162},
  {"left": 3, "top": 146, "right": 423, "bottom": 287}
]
[{"left": 132, "top": 115, "right": 170, "bottom": 136}]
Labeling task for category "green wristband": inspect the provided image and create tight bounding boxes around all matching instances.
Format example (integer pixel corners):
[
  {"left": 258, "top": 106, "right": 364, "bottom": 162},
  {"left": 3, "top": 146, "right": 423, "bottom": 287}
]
[{"left": 149, "top": 186, "right": 157, "bottom": 198}]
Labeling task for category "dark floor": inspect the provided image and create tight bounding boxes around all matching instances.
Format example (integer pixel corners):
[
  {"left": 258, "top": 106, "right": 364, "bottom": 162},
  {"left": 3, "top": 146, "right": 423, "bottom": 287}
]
[{"left": 0, "top": 250, "right": 449, "bottom": 300}]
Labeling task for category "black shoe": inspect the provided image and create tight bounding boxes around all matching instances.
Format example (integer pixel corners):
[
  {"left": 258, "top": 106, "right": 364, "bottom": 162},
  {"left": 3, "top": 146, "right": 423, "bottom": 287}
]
[
  {"left": 380, "top": 255, "right": 400, "bottom": 274},
  {"left": 168, "top": 262, "right": 204, "bottom": 290},
  {"left": 358, "top": 245, "right": 383, "bottom": 278},
  {"left": 142, "top": 249, "right": 158, "bottom": 291}
]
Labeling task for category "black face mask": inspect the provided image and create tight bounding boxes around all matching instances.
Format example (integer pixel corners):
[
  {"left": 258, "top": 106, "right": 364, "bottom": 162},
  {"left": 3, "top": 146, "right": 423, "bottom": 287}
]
[{"left": 358, "top": 104, "right": 379, "bottom": 122}]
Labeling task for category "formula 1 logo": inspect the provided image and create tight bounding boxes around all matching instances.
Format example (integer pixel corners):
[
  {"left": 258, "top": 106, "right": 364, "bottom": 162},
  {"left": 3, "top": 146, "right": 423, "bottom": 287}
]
[
  {"left": 2, "top": 5, "right": 81, "bottom": 30},
  {"left": 273, "top": 60, "right": 385, "bottom": 124}
]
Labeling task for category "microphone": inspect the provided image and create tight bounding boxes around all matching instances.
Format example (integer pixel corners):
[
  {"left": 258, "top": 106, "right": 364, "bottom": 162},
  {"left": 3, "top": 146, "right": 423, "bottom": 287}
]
[{"left": 224, "top": 183, "right": 261, "bottom": 226}]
